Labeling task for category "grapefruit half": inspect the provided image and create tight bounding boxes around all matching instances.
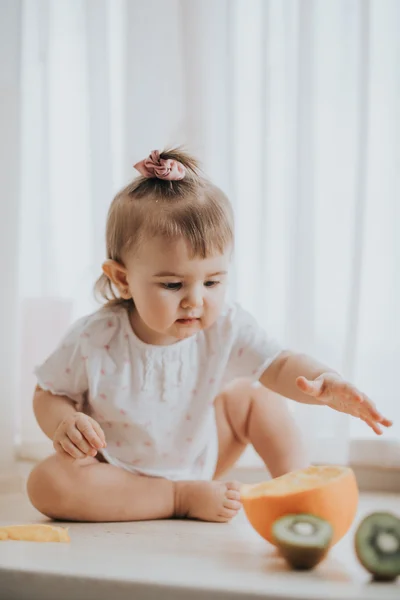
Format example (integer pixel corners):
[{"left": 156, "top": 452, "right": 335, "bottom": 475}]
[{"left": 241, "top": 465, "right": 358, "bottom": 546}]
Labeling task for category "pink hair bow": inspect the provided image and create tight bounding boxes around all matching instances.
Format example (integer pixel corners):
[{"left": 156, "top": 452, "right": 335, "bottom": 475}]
[{"left": 133, "top": 150, "right": 186, "bottom": 181}]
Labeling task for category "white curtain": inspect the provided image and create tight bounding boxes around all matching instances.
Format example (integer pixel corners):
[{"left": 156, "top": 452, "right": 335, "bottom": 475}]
[{"left": 1, "top": 0, "right": 398, "bottom": 468}]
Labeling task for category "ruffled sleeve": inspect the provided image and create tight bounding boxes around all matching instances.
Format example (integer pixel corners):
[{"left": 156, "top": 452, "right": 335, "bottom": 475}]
[
  {"left": 34, "top": 315, "right": 90, "bottom": 404},
  {"left": 223, "top": 303, "right": 283, "bottom": 382}
]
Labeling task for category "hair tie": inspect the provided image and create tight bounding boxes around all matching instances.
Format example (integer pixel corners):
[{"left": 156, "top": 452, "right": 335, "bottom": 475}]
[{"left": 133, "top": 150, "right": 186, "bottom": 181}]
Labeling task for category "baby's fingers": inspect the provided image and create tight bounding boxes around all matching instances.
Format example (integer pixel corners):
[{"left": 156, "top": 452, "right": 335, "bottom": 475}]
[
  {"left": 360, "top": 415, "right": 383, "bottom": 436},
  {"left": 76, "top": 415, "right": 105, "bottom": 449},
  {"left": 55, "top": 439, "right": 86, "bottom": 459},
  {"left": 91, "top": 419, "right": 107, "bottom": 448},
  {"left": 67, "top": 426, "right": 97, "bottom": 457},
  {"left": 361, "top": 394, "right": 392, "bottom": 427}
]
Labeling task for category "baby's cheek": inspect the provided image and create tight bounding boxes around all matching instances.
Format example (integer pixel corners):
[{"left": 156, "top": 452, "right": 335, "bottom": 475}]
[
  {"left": 137, "top": 291, "right": 163, "bottom": 325},
  {"left": 151, "top": 291, "right": 177, "bottom": 326}
]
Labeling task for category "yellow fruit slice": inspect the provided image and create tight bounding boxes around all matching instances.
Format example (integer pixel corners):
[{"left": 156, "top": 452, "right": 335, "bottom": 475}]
[{"left": 0, "top": 524, "right": 70, "bottom": 543}]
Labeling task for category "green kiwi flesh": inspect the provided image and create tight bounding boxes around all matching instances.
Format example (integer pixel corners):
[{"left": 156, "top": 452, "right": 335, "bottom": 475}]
[
  {"left": 272, "top": 514, "right": 333, "bottom": 570},
  {"left": 355, "top": 512, "right": 400, "bottom": 581}
]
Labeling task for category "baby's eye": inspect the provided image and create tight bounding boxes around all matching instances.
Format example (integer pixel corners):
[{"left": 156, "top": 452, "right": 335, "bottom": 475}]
[
  {"left": 204, "top": 281, "right": 220, "bottom": 288},
  {"left": 162, "top": 282, "right": 182, "bottom": 290}
]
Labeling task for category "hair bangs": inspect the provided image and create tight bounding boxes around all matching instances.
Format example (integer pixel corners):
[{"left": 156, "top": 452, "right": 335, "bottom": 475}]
[{"left": 140, "top": 199, "right": 233, "bottom": 259}]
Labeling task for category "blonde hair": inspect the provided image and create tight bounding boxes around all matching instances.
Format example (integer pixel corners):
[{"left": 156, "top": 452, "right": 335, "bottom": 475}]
[{"left": 95, "top": 148, "right": 234, "bottom": 308}]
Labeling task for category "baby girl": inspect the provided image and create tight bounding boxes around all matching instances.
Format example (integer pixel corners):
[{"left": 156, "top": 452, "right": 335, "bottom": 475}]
[{"left": 27, "top": 149, "right": 392, "bottom": 523}]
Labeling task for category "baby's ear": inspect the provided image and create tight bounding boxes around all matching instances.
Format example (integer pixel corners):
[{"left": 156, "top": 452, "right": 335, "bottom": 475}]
[{"left": 102, "top": 260, "right": 129, "bottom": 291}]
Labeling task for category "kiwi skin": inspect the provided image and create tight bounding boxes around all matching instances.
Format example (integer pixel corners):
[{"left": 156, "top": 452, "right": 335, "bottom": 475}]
[
  {"left": 272, "top": 514, "right": 333, "bottom": 570},
  {"left": 277, "top": 542, "right": 330, "bottom": 570},
  {"left": 355, "top": 512, "right": 400, "bottom": 582}
]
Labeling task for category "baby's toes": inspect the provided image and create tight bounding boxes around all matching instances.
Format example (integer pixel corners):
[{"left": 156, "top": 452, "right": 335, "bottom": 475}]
[
  {"left": 226, "top": 480, "right": 241, "bottom": 492},
  {"left": 226, "top": 481, "right": 241, "bottom": 496},
  {"left": 218, "top": 507, "right": 240, "bottom": 522},
  {"left": 223, "top": 498, "right": 242, "bottom": 511},
  {"left": 226, "top": 488, "right": 241, "bottom": 502}
]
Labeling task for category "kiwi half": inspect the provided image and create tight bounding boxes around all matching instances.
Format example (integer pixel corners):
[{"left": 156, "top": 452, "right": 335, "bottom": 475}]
[
  {"left": 355, "top": 512, "right": 400, "bottom": 581},
  {"left": 272, "top": 514, "right": 333, "bottom": 570}
]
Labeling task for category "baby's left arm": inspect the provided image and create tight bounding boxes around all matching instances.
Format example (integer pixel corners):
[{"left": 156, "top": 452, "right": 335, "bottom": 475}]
[{"left": 260, "top": 351, "right": 393, "bottom": 435}]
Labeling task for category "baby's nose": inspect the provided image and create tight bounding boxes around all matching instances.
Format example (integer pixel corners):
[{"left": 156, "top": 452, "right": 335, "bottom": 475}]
[{"left": 181, "top": 288, "right": 203, "bottom": 308}]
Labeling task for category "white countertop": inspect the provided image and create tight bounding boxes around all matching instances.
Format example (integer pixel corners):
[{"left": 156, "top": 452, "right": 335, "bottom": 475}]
[{"left": 0, "top": 491, "right": 399, "bottom": 600}]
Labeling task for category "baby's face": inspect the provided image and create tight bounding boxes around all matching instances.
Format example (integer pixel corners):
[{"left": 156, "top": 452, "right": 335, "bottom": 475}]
[{"left": 126, "top": 237, "right": 231, "bottom": 345}]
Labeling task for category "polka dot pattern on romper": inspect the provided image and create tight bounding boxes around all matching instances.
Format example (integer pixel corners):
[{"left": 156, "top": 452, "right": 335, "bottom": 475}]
[{"left": 33, "top": 302, "right": 281, "bottom": 480}]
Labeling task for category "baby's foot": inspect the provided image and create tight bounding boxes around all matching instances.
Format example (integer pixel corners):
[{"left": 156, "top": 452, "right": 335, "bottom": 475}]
[{"left": 174, "top": 480, "right": 242, "bottom": 522}]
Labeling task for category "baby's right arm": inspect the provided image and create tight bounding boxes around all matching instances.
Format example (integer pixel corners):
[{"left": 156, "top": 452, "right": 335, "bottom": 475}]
[{"left": 33, "top": 387, "right": 106, "bottom": 459}]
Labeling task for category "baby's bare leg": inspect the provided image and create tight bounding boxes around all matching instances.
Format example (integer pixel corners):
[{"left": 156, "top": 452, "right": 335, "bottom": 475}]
[
  {"left": 214, "top": 379, "right": 308, "bottom": 479},
  {"left": 27, "top": 453, "right": 241, "bottom": 523}
]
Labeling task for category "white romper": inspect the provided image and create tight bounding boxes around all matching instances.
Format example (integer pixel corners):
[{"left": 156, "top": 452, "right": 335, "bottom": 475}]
[{"left": 35, "top": 302, "right": 281, "bottom": 481}]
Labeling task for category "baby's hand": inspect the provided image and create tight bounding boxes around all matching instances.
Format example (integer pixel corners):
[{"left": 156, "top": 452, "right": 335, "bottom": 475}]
[
  {"left": 53, "top": 412, "right": 106, "bottom": 459},
  {"left": 296, "top": 372, "right": 393, "bottom": 435}
]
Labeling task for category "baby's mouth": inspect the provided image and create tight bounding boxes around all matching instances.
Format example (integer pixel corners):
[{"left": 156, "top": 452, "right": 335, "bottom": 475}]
[{"left": 176, "top": 317, "right": 200, "bottom": 325}]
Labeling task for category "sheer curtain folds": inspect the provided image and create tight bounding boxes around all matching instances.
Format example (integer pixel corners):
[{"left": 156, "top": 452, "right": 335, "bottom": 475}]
[{"left": 1, "top": 0, "right": 398, "bottom": 467}]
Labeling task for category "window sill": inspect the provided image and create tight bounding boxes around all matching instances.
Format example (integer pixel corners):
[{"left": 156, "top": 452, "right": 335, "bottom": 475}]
[
  {"left": 227, "top": 464, "right": 400, "bottom": 493},
  {"left": 229, "top": 438, "right": 400, "bottom": 493},
  {"left": 349, "top": 438, "right": 400, "bottom": 469}
]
